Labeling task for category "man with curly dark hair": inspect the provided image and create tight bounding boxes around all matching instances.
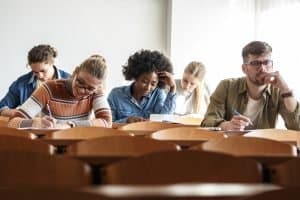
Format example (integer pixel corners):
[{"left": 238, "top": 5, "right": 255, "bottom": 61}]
[{"left": 108, "top": 49, "right": 176, "bottom": 123}]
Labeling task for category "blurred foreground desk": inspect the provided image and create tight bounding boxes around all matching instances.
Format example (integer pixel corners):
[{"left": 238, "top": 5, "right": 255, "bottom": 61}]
[{"left": 83, "top": 183, "right": 281, "bottom": 200}]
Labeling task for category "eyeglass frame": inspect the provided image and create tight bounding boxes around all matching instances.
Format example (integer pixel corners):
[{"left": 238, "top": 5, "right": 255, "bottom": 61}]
[
  {"left": 74, "top": 76, "right": 98, "bottom": 93},
  {"left": 244, "top": 59, "right": 273, "bottom": 68}
]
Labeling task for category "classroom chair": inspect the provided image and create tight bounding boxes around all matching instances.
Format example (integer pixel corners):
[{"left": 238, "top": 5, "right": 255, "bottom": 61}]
[
  {"left": 46, "top": 126, "right": 132, "bottom": 140},
  {"left": 0, "top": 151, "right": 91, "bottom": 188},
  {"left": 150, "top": 127, "right": 226, "bottom": 148},
  {"left": 0, "top": 126, "right": 37, "bottom": 139},
  {"left": 102, "top": 150, "right": 262, "bottom": 184},
  {"left": 269, "top": 157, "right": 300, "bottom": 187},
  {"left": 118, "top": 121, "right": 189, "bottom": 136},
  {"left": 192, "top": 136, "right": 297, "bottom": 157},
  {"left": 244, "top": 128, "right": 300, "bottom": 147},
  {"left": 243, "top": 187, "right": 300, "bottom": 200},
  {"left": 0, "top": 116, "right": 9, "bottom": 127},
  {"left": 0, "top": 134, "right": 54, "bottom": 154}
]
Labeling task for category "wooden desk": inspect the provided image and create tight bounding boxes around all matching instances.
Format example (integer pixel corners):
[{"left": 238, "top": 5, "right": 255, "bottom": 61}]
[
  {"left": 66, "top": 153, "right": 134, "bottom": 166},
  {"left": 83, "top": 183, "right": 281, "bottom": 199},
  {"left": 18, "top": 128, "right": 61, "bottom": 138},
  {"left": 244, "top": 155, "right": 297, "bottom": 165},
  {"left": 244, "top": 129, "right": 300, "bottom": 148},
  {"left": 40, "top": 138, "right": 83, "bottom": 146}
]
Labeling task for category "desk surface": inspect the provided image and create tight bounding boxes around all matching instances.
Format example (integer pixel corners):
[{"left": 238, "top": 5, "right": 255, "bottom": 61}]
[
  {"left": 83, "top": 183, "right": 281, "bottom": 199},
  {"left": 18, "top": 128, "right": 61, "bottom": 137}
]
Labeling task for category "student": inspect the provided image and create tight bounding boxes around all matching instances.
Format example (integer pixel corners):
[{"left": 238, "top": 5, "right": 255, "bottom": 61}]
[
  {"left": 201, "top": 41, "right": 300, "bottom": 131},
  {"left": 0, "top": 44, "right": 70, "bottom": 117},
  {"left": 174, "top": 61, "right": 210, "bottom": 116},
  {"left": 108, "top": 49, "right": 176, "bottom": 123},
  {"left": 8, "top": 55, "right": 112, "bottom": 128}
]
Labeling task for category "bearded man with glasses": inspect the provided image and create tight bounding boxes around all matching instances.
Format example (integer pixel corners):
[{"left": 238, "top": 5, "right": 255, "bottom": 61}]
[{"left": 201, "top": 41, "right": 300, "bottom": 131}]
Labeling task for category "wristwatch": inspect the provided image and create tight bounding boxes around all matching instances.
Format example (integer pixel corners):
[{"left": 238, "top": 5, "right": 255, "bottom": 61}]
[{"left": 67, "top": 121, "right": 75, "bottom": 128}]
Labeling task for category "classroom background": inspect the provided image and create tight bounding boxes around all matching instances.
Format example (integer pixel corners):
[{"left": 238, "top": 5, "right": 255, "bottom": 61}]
[{"left": 1, "top": 0, "right": 299, "bottom": 99}]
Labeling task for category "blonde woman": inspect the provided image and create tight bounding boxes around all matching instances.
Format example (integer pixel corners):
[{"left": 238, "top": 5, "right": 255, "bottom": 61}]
[
  {"left": 8, "top": 55, "right": 112, "bottom": 129},
  {"left": 174, "top": 61, "right": 210, "bottom": 116}
]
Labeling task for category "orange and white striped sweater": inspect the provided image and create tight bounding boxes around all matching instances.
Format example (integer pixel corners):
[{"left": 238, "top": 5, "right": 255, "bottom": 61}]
[{"left": 8, "top": 79, "right": 112, "bottom": 128}]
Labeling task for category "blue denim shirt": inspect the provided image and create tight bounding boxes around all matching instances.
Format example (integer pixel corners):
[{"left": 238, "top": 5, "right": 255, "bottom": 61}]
[
  {"left": 108, "top": 84, "right": 176, "bottom": 123},
  {"left": 0, "top": 66, "right": 70, "bottom": 112}
]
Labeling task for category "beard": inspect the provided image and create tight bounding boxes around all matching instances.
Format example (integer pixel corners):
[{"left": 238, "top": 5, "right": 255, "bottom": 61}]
[{"left": 248, "top": 73, "right": 266, "bottom": 86}]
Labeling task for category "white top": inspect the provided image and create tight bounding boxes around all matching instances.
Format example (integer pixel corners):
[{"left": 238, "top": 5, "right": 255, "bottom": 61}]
[
  {"left": 174, "top": 79, "right": 210, "bottom": 117},
  {"left": 243, "top": 96, "right": 263, "bottom": 126}
]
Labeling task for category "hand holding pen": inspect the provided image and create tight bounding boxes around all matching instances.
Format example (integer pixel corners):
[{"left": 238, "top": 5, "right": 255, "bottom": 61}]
[
  {"left": 44, "top": 103, "right": 56, "bottom": 127},
  {"left": 219, "top": 108, "right": 253, "bottom": 131},
  {"left": 231, "top": 108, "right": 253, "bottom": 129}
]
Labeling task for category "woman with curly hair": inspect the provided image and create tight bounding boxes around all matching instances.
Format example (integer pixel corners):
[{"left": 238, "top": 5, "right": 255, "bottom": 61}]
[
  {"left": 108, "top": 49, "right": 176, "bottom": 123},
  {"left": 0, "top": 44, "right": 70, "bottom": 117}
]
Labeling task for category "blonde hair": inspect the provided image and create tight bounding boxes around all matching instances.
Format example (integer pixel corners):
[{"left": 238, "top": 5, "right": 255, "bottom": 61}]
[
  {"left": 72, "top": 54, "right": 107, "bottom": 79},
  {"left": 184, "top": 61, "right": 206, "bottom": 113},
  {"left": 72, "top": 54, "right": 107, "bottom": 94}
]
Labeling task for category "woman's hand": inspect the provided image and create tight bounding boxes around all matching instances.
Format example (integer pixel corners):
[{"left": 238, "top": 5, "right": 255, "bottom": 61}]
[
  {"left": 32, "top": 116, "right": 56, "bottom": 128},
  {"left": 157, "top": 71, "right": 176, "bottom": 93}
]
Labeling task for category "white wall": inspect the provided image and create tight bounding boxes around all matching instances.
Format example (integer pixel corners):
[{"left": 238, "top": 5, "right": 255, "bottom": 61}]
[
  {"left": 1, "top": 0, "right": 300, "bottom": 101},
  {"left": 0, "top": 0, "right": 168, "bottom": 97},
  {"left": 170, "top": 0, "right": 255, "bottom": 91}
]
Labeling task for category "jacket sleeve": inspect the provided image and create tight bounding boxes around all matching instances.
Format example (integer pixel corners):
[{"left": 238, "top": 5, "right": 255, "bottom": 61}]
[{"left": 200, "top": 80, "right": 228, "bottom": 127}]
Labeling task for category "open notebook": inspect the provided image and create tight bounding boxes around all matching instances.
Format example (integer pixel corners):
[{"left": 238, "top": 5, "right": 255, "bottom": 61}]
[{"left": 150, "top": 114, "right": 203, "bottom": 126}]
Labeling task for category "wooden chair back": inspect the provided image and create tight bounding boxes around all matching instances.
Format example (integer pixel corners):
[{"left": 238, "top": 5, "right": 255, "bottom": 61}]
[
  {"left": 194, "top": 136, "right": 297, "bottom": 156},
  {"left": 244, "top": 129, "right": 300, "bottom": 147},
  {"left": 0, "top": 188, "right": 103, "bottom": 200},
  {"left": 150, "top": 127, "right": 226, "bottom": 148},
  {"left": 150, "top": 127, "right": 226, "bottom": 140},
  {"left": 0, "top": 126, "right": 37, "bottom": 139},
  {"left": 102, "top": 150, "right": 262, "bottom": 184},
  {"left": 0, "top": 116, "right": 9, "bottom": 127},
  {"left": 67, "top": 135, "right": 180, "bottom": 156},
  {"left": 269, "top": 157, "right": 300, "bottom": 187},
  {"left": 0, "top": 135, "right": 54, "bottom": 154},
  {"left": 243, "top": 187, "right": 300, "bottom": 200},
  {"left": 118, "top": 121, "right": 186, "bottom": 136},
  {"left": 45, "top": 127, "right": 132, "bottom": 139},
  {"left": 0, "top": 151, "right": 91, "bottom": 188}
]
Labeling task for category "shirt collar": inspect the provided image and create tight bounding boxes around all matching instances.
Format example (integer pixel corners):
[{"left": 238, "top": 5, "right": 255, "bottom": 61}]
[
  {"left": 125, "top": 83, "right": 152, "bottom": 100},
  {"left": 27, "top": 66, "right": 60, "bottom": 85}
]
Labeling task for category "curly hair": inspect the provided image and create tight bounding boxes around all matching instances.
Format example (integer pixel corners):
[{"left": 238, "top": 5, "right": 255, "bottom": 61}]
[
  {"left": 122, "top": 49, "right": 173, "bottom": 88},
  {"left": 27, "top": 44, "right": 57, "bottom": 65}
]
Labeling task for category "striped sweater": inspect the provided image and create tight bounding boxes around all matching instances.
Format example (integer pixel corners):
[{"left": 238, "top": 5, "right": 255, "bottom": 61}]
[{"left": 8, "top": 79, "right": 112, "bottom": 128}]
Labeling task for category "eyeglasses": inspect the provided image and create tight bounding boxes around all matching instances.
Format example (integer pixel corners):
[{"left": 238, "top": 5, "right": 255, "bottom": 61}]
[
  {"left": 245, "top": 60, "right": 273, "bottom": 68},
  {"left": 75, "top": 77, "right": 97, "bottom": 93}
]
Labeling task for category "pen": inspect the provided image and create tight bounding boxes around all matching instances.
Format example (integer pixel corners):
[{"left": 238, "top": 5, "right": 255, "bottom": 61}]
[
  {"left": 46, "top": 103, "right": 53, "bottom": 118},
  {"left": 232, "top": 108, "right": 253, "bottom": 126},
  {"left": 232, "top": 108, "right": 241, "bottom": 116}
]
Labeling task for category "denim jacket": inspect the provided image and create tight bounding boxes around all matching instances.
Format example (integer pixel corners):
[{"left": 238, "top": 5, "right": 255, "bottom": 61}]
[
  {"left": 0, "top": 66, "right": 70, "bottom": 112},
  {"left": 108, "top": 84, "right": 176, "bottom": 123}
]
